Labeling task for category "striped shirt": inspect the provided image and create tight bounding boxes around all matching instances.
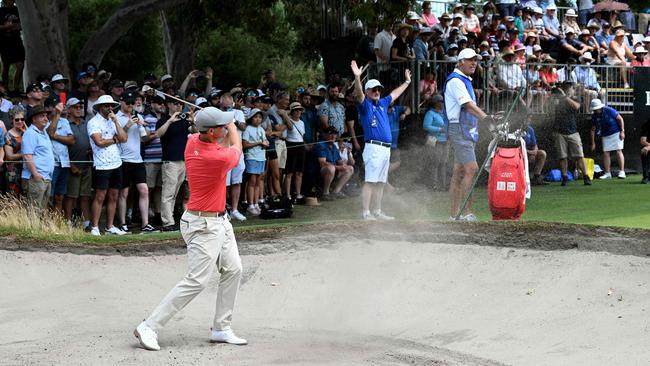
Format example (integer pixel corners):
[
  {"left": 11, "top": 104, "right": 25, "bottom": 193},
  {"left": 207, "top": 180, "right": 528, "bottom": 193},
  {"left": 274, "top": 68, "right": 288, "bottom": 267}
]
[{"left": 143, "top": 113, "right": 162, "bottom": 163}]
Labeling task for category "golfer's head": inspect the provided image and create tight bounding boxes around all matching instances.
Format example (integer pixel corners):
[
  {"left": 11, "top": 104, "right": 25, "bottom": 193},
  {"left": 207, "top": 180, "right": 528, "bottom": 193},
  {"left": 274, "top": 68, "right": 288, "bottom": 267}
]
[
  {"left": 195, "top": 107, "right": 234, "bottom": 139},
  {"left": 457, "top": 48, "right": 481, "bottom": 75},
  {"left": 364, "top": 79, "right": 383, "bottom": 101}
]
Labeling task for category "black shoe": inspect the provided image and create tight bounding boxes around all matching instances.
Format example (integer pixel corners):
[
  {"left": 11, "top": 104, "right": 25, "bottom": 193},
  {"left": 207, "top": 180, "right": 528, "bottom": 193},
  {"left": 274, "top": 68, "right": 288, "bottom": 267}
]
[
  {"left": 162, "top": 225, "right": 179, "bottom": 232},
  {"left": 561, "top": 175, "right": 568, "bottom": 186},
  {"left": 141, "top": 224, "right": 159, "bottom": 234},
  {"left": 532, "top": 175, "right": 549, "bottom": 186},
  {"left": 120, "top": 224, "right": 130, "bottom": 233},
  {"left": 320, "top": 193, "right": 336, "bottom": 201},
  {"left": 583, "top": 178, "right": 592, "bottom": 186},
  {"left": 152, "top": 213, "right": 163, "bottom": 226}
]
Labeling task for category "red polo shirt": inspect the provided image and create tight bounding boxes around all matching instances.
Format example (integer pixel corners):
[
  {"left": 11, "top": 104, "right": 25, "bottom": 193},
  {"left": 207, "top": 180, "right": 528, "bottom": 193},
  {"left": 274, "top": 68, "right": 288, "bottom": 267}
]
[{"left": 185, "top": 134, "right": 241, "bottom": 212}]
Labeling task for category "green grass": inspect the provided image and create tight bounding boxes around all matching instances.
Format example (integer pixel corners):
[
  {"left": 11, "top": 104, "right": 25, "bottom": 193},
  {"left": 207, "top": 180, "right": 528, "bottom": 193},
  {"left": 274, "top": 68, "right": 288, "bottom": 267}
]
[{"left": 2, "top": 178, "right": 649, "bottom": 245}]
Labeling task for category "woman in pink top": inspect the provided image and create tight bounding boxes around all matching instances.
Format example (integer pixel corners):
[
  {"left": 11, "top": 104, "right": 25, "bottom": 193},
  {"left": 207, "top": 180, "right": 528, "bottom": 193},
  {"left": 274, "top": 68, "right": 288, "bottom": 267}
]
[
  {"left": 420, "top": 1, "right": 438, "bottom": 27},
  {"left": 607, "top": 29, "right": 635, "bottom": 88},
  {"left": 462, "top": 4, "right": 480, "bottom": 34}
]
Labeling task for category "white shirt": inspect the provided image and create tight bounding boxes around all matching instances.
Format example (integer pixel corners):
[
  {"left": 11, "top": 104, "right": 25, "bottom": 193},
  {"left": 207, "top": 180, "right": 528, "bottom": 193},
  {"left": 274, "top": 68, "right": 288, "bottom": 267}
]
[
  {"left": 286, "top": 118, "right": 305, "bottom": 143},
  {"left": 374, "top": 30, "right": 395, "bottom": 71},
  {"left": 116, "top": 110, "right": 144, "bottom": 163},
  {"left": 0, "top": 98, "right": 12, "bottom": 113},
  {"left": 87, "top": 113, "right": 123, "bottom": 170},
  {"left": 443, "top": 68, "right": 473, "bottom": 124},
  {"left": 497, "top": 63, "right": 526, "bottom": 90}
]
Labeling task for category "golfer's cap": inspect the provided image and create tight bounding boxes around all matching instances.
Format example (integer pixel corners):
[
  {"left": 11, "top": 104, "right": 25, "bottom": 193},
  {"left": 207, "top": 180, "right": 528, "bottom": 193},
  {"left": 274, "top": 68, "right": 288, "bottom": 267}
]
[
  {"left": 65, "top": 97, "right": 82, "bottom": 107},
  {"left": 458, "top": 48, "right": 481, "bottom": 61},
  {"left": 580, "top": 52, "right": 594, "bottom": 62},
  {"left": 480, "top": 40, "right": 489, "bottom": 47},
  {"left": 453, "top": 13, "right": 463, "bottom": 19},
  {"left": 121, "top": 90, "right": 138, "bottom": 103},
  {"left": 420, "top": 26, "right": 433, "bottom": 34},
  {"left": 547, "top": 4, "right": 557, "bottom": 10},
  {"left": 160, "top": 74, "right": 173, "bottom": 83},
  {"left": 195, "top": 97, "right": 208, "bottom": 106},
  {"left": 590, "top": 98, "right": 605, "bottom": 111},
  {"left": 364, "top": 79, "right": 383, "bottom": 90},
  {"left": 51, "top": 74, "right": 68, "bottom": 83},
  {"left": 564, "top": 29, "right": 575, "bottom": 35},
  {"left": 195, "top": 106, "right": 235, "bottom": 131},
  {"left": 448, "top": 43, "right": 459, "bottom": 50},
  {"left": 431, "top": 94, "right": 443, "bottom": 104},
  {"left": 260, "top": 95, "right": 273, "bottom": 104},
  {"left": 316, "top": 84, "right": 327, "bottom": 92},
  {"left": 505, "top": 16, "right": 515, "bottom": 22},
  {"left": 109, "top": 79, "right": 124, "bottom": 89}
]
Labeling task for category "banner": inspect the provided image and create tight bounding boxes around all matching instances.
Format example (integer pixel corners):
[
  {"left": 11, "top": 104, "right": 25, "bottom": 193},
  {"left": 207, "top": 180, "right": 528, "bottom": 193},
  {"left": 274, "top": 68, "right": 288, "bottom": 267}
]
[{"left": 629, "top": 67, "right": 650, "bottom": 171}]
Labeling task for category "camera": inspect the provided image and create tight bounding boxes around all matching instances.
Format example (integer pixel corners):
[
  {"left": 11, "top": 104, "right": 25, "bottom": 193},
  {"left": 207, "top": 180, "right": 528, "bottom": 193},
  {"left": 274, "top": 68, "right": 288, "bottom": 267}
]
[{"left": 179, "top": 112, "right": 187, "bottom": 119}]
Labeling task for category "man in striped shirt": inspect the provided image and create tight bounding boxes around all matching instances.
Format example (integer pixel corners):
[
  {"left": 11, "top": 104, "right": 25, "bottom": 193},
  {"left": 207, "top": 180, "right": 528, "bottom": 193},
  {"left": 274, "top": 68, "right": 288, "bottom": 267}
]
[{"left": 142, "top": 95, "right": 165, "bottom": 225}]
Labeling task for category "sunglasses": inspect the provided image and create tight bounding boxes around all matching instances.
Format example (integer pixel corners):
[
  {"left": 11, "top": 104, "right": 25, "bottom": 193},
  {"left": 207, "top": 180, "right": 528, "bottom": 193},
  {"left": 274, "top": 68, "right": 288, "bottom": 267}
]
[
  {"left": 71, "top": 105, "right": 83, "bottom": 109},
  {"left": 14, "top": 117, "right": 24, "bottom": 121},
  {"left": 124, "top": 101, "right": 135, "bottom": 106}
]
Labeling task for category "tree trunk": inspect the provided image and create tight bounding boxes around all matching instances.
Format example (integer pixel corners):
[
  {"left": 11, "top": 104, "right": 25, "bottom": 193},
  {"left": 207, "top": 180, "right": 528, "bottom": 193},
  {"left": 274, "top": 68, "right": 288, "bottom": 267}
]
[
  {"left": 76, "top": 0, "right": 186, "bottom": 70},
  {"left": 160, "top": 0, "right": 202, "bottom": 80},
  {"left": 16, "top": 0, "right": 69, "bottom": 83}
]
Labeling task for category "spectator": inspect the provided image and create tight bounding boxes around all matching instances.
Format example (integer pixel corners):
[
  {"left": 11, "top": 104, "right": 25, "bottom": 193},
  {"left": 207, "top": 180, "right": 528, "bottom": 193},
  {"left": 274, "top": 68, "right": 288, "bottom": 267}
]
[
  {"left": 159, "top": 74, "right": 175, "bottom": 93},
  {"left": 391, "top": 23, "right": 415, "bottom": 63},
  {"left": 0, "top": 0, "right": 24, "bottom": 91},
  {"left": 496, "top": 0, "right": 517, "bottom": 18},
  {"left": 578, "top": 28, "right": 600, "bottom": 63},
  {"left": 524, "top": 32, "right": 538, "bottom": 55},
  {"left": 315, "top": 126, "right": 353, "bottom": 201},
  {"left": 631, "top": 46, "right": 650, "bottom": 67},
  {"left": 386, "top": 100, "right": 411, "bottom": 190},
  {"left": 639, "top": 117, "right": 650, "bottom": 184},
  {"left": 514, "top": 6, "right": 525, "bottom": 38},
  {"left": 414, "top": 27, "right": 432, "bottom": 61},
  {"left": 3, "top": 106, "right": 23, "bottom": 196},
  {"left": 374, "top": 24, "right": 395, "bottom": 87},
  {"left": 115, "top": 91, "right": 155, "bottom": 233},
  {"left": 259, "top": 95, "right": 282, "bottom": 197},
  {"left": 87, "top": 95, "right": 128, "bottom": 235},
  {"left": 595, "top": 21, "right": 612, "bottom": 52},
  {"left": 156, "top": 95, "right": 192, "bottom": 232},
  {"left": 578, "top": 0, "right": 594, "bottom": 26},
  {"left": 108, "top": 80, "right": 124, "bottom": 103},
  {"left": 46, "top": 100, "right": 74, "bottom": 215},
  {"left": 318, "top": 84, "right": 346, "bottom": 136},
  {"left": 299, "top": 93, "right": 318, "bottom": 145},
  {"left": 589, "top": 99, "right": 625, "bottom": 180},
  {"left": 419, "top": 69, "right": 437, "bottom": 105},
  {"left": 141, "top": 95, "right": 165, "bottom": 226},
  {"left": 21, "top": 105, "right": 54, "bottom": 210},
  {"left": 436, "top": 13, "right": 451, "bottom": 37},
  {"left": 21, "top": 83, "right": 43, "bottom": 119},
  {"left": 220, "top": 93, "right": 247, "bottom": 221},
  {"left": 266, "top": 91, "right": 289, "bottom": 192},
  {"left": 50, "top": 74, "right": 69, "bottom": 105},
  {"left": 539, "top": 55, "right": 559, "bottom": 89},
  {"left": 497, "top": 48, "right": 526, "bottom": 90},
  {"left": 551, "top": 81, "right": 591, "bottom": 186},
  {"left": 284, "top": 102, "right": 306, "bottom": 201},
  {"left": 572, "top": 52, "right": 603, "bottom": 109},
  {"left": 463, "top": 5, "right": 481, "bottom": 34},
  {"left": 514, "top": 44, "right": 527, "bottom": 68},
  {"left": 523, "top": 116, "right": 548, "bottom": 185},
  {"left": 355, "top": 26, "right": 377, "bottom": 67},
  {"left": 63, "top": 98, "right": 92, "bottom": 229},
  {"left": 70, "top": 72, "right": 92, "bottom": 120},
  {"left": 607, "top": 29, "right": 634, "bottom": 88},
  {"left": 562, "top": 9, "right": 581, "bottom": 35},
  {"left": 420, "top": 1, "right": 438, "bottom": 27},
  {"left": 422, "top": 95, "right": 448, "bottom": 191},
  {"left": 559, "top": 29, "right": 589, "bottom": 63},
  {"left": 242, "top": 108, "right": 268, "bottom": 215},
  {"left": 543, "top": 4, "right": 561, "bottom": 39}
]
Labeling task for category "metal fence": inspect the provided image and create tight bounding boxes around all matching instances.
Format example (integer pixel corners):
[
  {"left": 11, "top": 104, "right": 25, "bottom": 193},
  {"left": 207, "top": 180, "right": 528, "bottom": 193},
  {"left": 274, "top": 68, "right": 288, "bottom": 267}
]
[{"left": 364, "top": 59, "right": 636, "bottom": 116}]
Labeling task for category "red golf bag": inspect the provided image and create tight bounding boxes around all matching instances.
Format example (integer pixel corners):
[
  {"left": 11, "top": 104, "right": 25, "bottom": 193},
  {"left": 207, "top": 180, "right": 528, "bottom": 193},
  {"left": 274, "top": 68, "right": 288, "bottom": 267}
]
[{"left": 488, "top": 145, "right": 527, "bottom": 220}]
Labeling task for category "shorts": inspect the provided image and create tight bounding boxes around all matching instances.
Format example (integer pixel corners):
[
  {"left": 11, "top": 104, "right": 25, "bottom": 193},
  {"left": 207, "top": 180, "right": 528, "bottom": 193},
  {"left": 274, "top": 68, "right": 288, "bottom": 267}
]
[
  {"left": 121, "top": 162, "right": 147, "bottom": 188},
  {"left": 448, "top": 123, "right": 476, "bottom": 165},
  {"left": 93, "top": 166, "right": 123, "bottom": 190},
  {"left": 266, "top": 140, "right": 278, "bottom": 160},
  {"left": 284, "top": 142, "right": 305, "bottom": 173},
  {"left": 602, "top": 132, "right": 624, "bottom": 152},
  {"left": 362, "top": 142, "right": 391, "bottom": 183},
  {"left": 275, "top": 139, "right": 288, "bottom": 169},
  {"left": 555, "top": 132, "right": 584, "bottom": 159},
  {"left": 245, "top": 160, "right": 265, "bottom": 175},
  {"left": 226, "top": 153, "right": 245, "bottom": 186},
  {"left": 50, "top": 166, "right": 69, "bottom": 196},
  {"left": 0, "top": 37, "right": 25, "bottom": 65},
  {"left": 145, "top": 162, "right": 163, "bottom": 188},
  {"left": 66, "top": 166, "right": 92, "bottom": 198}
]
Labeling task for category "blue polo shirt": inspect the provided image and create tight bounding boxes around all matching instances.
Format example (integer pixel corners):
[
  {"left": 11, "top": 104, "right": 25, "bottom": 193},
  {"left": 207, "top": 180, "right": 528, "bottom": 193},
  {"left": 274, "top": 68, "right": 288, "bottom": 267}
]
[
  {"left": 592, "top": 106, "right": 620, "bottom": 137},
  {"left": 387, "top": 105, "right": 405, "bottom": 149},
  {"left": 21, "top": 124, "right": 55, "bottom": 180},
  {"left": 357, "top": 95, "right": 393, "bottom": 144},
  {"left": 524, "top": 126, "right": 537, "bottom": 150},
  {"left": 314, "top": 141, "right": 341, "bottom": 164}
]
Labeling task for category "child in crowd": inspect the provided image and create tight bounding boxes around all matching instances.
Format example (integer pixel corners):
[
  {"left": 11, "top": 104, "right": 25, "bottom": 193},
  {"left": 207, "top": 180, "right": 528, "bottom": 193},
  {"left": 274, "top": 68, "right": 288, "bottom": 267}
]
[
  {"left": 338, "top": 135, "right": 355, "bottom": 167},
  {"left": 242, "top": 108, "right": 269, "bottom": 216}
]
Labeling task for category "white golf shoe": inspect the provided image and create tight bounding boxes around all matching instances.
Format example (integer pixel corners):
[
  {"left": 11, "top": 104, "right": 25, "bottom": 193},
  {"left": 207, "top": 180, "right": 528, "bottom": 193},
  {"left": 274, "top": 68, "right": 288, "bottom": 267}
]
[
  {"left": 209, "top": 328, "right": 248, "bottom": 345},
  {"left": 134, "top": 321, "right": 160, "bottom": 351}
]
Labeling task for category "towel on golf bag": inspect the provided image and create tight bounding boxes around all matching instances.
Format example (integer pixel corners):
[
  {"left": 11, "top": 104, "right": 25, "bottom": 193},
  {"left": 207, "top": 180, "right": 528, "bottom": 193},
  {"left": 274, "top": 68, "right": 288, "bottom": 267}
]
[{"left": 260, "top": 196, "right": 293, "bottom": 219}]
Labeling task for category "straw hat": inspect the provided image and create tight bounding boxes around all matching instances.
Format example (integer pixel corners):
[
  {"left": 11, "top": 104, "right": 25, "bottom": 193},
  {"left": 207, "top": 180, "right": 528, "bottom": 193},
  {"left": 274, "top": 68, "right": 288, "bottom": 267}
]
[{"left": 304, "top": 197, "right": 321, "bottom": 206}]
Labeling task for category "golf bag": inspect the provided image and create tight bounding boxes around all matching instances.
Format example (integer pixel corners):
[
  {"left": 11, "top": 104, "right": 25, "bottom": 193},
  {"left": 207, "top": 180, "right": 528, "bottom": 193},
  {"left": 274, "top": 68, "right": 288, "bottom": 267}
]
[
  {"left": 488, "top": 140, "right": 528, "bottom": 220},
  {"left": 260, "top": 195, "right": 293, "bottom": 219}
]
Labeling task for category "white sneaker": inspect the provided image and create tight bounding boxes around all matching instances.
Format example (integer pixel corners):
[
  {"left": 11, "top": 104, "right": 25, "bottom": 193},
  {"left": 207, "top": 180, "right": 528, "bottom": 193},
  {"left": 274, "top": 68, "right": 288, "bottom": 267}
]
[
  {"left": 362, "top": 211, "right": 377, "bottom": 220},
  {"left": 449, "top": 216, "right": 458, "bottom": 221},
  {"left": 90, "top": 227, "right": 101, "bottom": 236},
  {"left": 617, "top": 171, "right": 626, "bottom": 179},
  {"left": 134, "top": 321, "right": 160, "bottom": 351},
  {"left": 231, "top": 210, "right": 247, "bottom": 221},
  {"left": 209, "top": 328, "right": 248, "bottom": 345},
  {"left": 373, "top": 210, "right": 395, "bottom": 220},
  {"left": 599, "top": 172, "right": 612, "bottom": 180},
  {"left": 247, "top": 206, "right": 260, "bottom": 216},
  {"left": 105, "top": 226, "right": 127, "bottom": 235},
  {"left": 459, "top": 213, "right": 477, "bottom": 222}
]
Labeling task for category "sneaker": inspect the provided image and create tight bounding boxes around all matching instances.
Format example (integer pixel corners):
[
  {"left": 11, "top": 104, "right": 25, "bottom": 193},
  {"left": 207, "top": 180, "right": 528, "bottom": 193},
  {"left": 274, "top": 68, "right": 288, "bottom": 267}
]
[
  {"left": 599, "top": 172, "right": 612, "bottom": 180},
  {"left": 120, "top": 224, "right": 130, "bottom": 233},
  {"left": 161, "top": 225, "right": 179, "bottom": 232},
  {"left": 449, "top": 216, "right": 459, "bottom": 221},
  {"left": 362, "top": 212, "right": 378, "bottom": 220},
  {"left": 617, "top": 171, "right": 626, "bottom": 179},
  {"left": 321, "top": 193, "right": 335, "bottom": 201},
  {"left": 231, "top": 210, "right": 247, "bottom": 221},
  {"left": 90, "top": 227, "right": 101, "bottom": 236},
  {"left": 459, "top": 213, "right": 477, "bottom": 222},
  {"left": 247, "top": 206, "right": 260, "bottom": 216},
  {"left": 373, "top": 210, "right": 395, "bottom": 220},
  {"left": 209, "top": 328, "right": 247, "bottom": 345},
  {"left": 141, "top": 224, "right": 158, "bottom": 234},
  {"left": 105, "top": 226, "right": 127, "bottom": 235},
  {"left": 532, "top": 175, "right": 549, "bottom": 186},
  {"left": 333, "top": 191, "right": 347, "bottom": 199},
  {"left": 134, "top": 321, "right": 160, "bottom": 351}
]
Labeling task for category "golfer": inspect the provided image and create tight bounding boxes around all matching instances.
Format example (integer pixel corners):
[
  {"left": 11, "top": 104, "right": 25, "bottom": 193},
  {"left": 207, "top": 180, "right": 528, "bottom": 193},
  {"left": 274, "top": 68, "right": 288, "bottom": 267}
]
[
  {"left": 134, "top": 106, "right": 247, "bottom": 351},
  {"left": 350, "top": 60, "right": 411, "bottom": 220},
  {"left": 443, "top": 48, "right": 488, "bottom": 221}
]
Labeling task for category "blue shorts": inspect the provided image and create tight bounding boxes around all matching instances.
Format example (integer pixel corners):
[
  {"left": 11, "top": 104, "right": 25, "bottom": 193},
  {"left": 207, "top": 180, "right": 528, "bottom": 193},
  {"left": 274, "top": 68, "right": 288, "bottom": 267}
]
[
  {"left": 245, "top": 160, "right": 265, "bottom": 175},
  {"left": 50, "top": 166, "right": 70, "bottom": 196},
  {"left": 447, "top": 123, "right": 476, "bottom": 166},
  {"left": 226, "top": 153, "right": 245, "bottom": 186}
]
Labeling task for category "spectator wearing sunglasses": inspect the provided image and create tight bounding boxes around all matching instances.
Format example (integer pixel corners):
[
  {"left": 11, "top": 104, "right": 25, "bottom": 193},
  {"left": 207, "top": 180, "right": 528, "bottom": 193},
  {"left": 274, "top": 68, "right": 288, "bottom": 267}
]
[
  {"left": 64, "top": 98, "right": 92, "bottom": 229},
  {"left": 20, "top": 83, "right": 43, "bottom": 123}
]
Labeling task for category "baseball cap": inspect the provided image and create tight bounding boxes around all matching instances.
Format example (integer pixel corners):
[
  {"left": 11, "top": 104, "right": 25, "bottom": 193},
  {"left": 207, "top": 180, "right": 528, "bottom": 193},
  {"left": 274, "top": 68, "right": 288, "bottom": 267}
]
[
  {"left": 109, "top": 79, "right": 124, "bottom": 89},
  {"left": 260, "top": 96, "right": 273, "bottom": 104},
  {"left": 289, "top": 102, "right": 304, "bottom": 111},
  {"left": 498, "top": 24, "right": 507, "bottom": 31},
  {"left": 246, "top": 108, "right": 265, "bottom": 121},
  {"left": 151, "top": 95, "right": 165, "bottom": 104},
  {"left": 51, "top": 74, "right": 68, "bottom": 83},
  {"left": 121, "top": 91, "right": 138, "bottom": 103},
  {"left": 66, "top": 97, "right": 82, "bottom": 107},
  {"left": 194, "top": 107, "right": 235, "bottom": 131},
  {"left": 431, "top": 95, "right": 443, "bottom": 104},
  {"left": 26, "top": 83, "right": 42, "bottom": 93},
  {"left": 323, "top": 126, "right": 338, "bottom": 135},
  {"left": 316, "top": 84, "right": 327, "bottom": 92},
  {"left": 195, "top": 97, "right": 208, "bottom": 106},
  {"left": 124, "top": 80, "right": 138, "bottom": 90},
  {"left": 76, "top": 71, "right": 90, "bottom": 81},
  {"left": 364, "top": 79, "right": 383, "bottom": 90},
  {"left": 533, "top": 7, "right": 543, "bottom": 14},
  {"left": 458, "top": 48, "right": 481, "bottom": 61},
  {"left": 160, "top": 74, "right": 173, "bottom": 83}
]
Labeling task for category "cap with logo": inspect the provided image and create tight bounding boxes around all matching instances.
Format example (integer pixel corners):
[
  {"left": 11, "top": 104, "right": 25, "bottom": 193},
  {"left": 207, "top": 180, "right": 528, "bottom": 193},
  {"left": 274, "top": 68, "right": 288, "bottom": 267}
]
[{"left": 194, "top": 107, "right": 235, "bottom": 131}]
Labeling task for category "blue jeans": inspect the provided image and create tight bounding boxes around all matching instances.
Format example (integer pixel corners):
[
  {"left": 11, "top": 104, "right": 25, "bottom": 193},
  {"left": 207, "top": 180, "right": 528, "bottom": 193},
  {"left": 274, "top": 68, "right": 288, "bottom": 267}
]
[{"left": 578, "top": 8, "right": 592, "bottom": 27}]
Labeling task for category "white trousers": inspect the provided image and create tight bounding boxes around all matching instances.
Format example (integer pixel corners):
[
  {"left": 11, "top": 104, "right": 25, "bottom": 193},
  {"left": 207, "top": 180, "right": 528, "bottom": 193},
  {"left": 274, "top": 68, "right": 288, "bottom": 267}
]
[{"left": 146, "top": 211, "right": 243, "bottom": 332}]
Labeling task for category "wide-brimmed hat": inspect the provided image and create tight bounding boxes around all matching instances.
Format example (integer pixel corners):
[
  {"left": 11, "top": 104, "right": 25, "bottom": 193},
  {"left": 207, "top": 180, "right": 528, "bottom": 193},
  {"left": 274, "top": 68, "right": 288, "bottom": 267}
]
[
  {"left": 633, "top": 46, "right": 648, "bottom": 54},
  {"left": 289, "top": 102, "right": 304, "bottom": 111},
  {"left": 501, "top": 48, "right": 515, "bottom": 57},
  {"left": 533, "top": 44, "right": 543, "bottom": 52},
  {"left": 397, "top": 23, "right": 413, "bottom": 31},
  {"left": 579, "top": 52, "right": 594, "bottom": 62},
  {"left": 587, "top": 19, "right": 601, "bottom": 29},
  {"left": 565, "top": 9, "right": 577, "bottom": 17},
  {"left": 304, "top": 197, "right": 321, "bottom": 206},
  {"left": 590, "top": 98, "right": 605, "bottom": 111},
  {"left": 407, "top": 11, "right": 420, "bottom": 20},
  {"left": 51, "top": 74, "right": 68, "bottom": 83},
  {"left": 246, "top": 108, "right": 265, "bottom": 121},
  {"left": 439, "top": 12, "right": 451, "bottom": 20},
  {"left": 533, "top": 7, "right": 543, "bottom": 14},
  {"left": 27, "top": 105, "right": 48, "bottom": 123},
  {"left": 515, "top": 44, "right": 526, "bottom": 52},
  {"left": 92, "top": 95, "right": 119, "bottom": 112},
  {"left": 579, "top": 29, "right": 591, "bottom": 37}
]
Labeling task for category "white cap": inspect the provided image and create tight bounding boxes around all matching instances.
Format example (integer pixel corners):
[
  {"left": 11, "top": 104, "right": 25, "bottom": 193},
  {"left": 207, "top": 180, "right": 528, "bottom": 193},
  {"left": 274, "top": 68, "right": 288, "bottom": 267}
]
[
  {"left": 195, "top": 97, "right": 208, "bottom": 106},
  {"left": 364, "top": 79, "right": 383, "bottom": 90},
  {"left": 51, "top": 74, "right": 68, "bottom": 83},
  {"left": 633, "top": 46, "right": 648, "bottom": 54},
  {"left": 533, "top": 7, "right": 543, "bottom": 14},
  {"left": 194, "top": 106, "right": 235, "bottom": 131},
  {"left": 407, "top": 11, "right": 420, "bottom": 20},
  {"left": 65, "top": 97, "right": 81, "bottom": 107},
  {"left": 458, "top": 48, "right": 481, "bottom": 61},
  {"left": 316, "top": 84, "right": 327, "bottom": 91},
  {"left": 547, "top": 4, "right": 557, "bottom": 10},
  {"left": 590, "top": 99, "right": 605, "bottom": 111},
  {"left": 160, "top": 74, "right": 173, "bottom": 82}
]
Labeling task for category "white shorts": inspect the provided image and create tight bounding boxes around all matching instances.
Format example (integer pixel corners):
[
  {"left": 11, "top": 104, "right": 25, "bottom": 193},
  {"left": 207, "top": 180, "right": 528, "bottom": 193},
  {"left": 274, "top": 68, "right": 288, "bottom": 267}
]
[
  {"left": 226, "top": 153, "right": 245, "bottom": 186},
  {"left": 275, "top": 140, "right": 287, "bottom": 170},
  {"left": 362, "top": 143, "right": 391, "bottom": 183},
  {"left": 602, "top": 132, "right": 624, "bottom": 152}
]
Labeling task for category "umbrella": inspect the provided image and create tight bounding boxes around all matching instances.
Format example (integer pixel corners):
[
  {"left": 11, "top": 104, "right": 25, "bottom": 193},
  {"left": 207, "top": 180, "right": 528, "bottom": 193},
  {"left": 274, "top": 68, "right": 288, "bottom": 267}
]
[{"left": 594, "top": 1, "right": 630, "bottom": 13}]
